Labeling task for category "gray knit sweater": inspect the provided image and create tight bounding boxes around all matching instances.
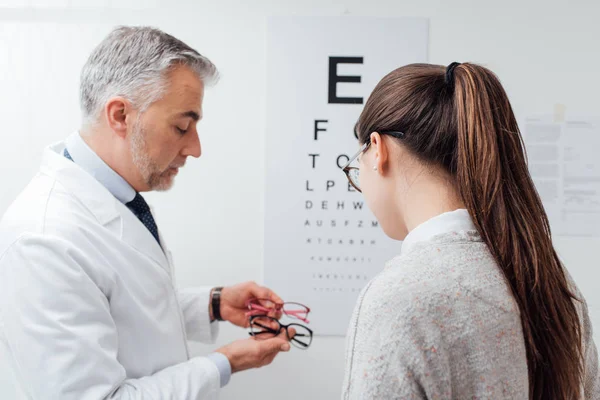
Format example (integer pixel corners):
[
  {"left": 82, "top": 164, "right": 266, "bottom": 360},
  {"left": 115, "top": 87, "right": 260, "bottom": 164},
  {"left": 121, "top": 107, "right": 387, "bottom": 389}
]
[{"left": 342, "top": 228, "right": 600, "bottom": 399}]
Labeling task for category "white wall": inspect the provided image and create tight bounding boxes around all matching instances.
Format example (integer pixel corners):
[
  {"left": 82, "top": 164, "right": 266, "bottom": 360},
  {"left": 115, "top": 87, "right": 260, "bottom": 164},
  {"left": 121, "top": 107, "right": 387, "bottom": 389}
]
[{"left": 0, "top": 0, "right": 599, "bottom": 399}]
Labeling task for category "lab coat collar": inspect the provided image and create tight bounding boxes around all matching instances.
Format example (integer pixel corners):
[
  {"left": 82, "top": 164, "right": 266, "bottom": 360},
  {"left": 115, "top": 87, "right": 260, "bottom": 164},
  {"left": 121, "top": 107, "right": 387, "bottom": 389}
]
[{"left": 40, "top": 140, "right": 170, "bottom": 272}]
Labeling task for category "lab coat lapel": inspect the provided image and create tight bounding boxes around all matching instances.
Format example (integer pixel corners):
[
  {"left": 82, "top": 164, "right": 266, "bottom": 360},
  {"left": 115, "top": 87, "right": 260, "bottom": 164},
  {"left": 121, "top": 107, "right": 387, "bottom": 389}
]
[
  {"left": 119, "top": 203, "right": 170, "bottom": 275},
  {"left": 41, "top": 141, "right": 171, "bottom": 274}
]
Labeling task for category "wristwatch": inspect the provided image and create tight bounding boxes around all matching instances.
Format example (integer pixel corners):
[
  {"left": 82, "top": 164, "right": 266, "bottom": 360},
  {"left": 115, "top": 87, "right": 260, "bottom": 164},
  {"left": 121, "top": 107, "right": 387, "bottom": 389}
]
[{"left": 211, "top": 287, "right": 224, "bottom": 322}]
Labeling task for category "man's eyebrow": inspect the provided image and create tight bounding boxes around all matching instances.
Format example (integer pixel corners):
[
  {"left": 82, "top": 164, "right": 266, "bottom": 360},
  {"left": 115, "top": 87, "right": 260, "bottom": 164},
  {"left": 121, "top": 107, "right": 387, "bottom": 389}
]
[{"left": 178, "top": 111, "right": 201, "bottom": 121}]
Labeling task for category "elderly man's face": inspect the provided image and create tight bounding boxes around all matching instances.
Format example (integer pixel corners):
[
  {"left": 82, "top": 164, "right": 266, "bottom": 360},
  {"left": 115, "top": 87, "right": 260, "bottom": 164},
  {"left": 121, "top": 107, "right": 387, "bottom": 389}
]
[{"left": 130, "top": 65, "right": 204, "bottom": 191}]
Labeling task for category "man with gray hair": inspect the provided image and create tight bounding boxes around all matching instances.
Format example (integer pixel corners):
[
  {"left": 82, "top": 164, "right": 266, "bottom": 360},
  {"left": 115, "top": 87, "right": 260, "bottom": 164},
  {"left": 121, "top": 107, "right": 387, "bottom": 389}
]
[{"left": 0, "top": 26, "right": 292, "bottom": 399}]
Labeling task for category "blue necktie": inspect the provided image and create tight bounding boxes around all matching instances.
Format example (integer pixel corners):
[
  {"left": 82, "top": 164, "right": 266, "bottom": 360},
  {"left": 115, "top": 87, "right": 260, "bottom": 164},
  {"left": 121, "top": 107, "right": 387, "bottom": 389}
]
[
  {"left": 64, "top": 148, "right": 74, "bottom": 161},
  {"left": 126, "top": 193, "right": 161, "bottom": 245},
  {"left": 63, "top": 148, "right": 161, "bottom": 245}
]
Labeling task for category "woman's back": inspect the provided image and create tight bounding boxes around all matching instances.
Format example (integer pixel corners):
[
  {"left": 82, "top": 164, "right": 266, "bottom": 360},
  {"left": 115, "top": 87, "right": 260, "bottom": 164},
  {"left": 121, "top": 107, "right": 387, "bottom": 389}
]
[
  {"left": 342, "top": 210, "right": 599, "bottom": 399},
  {"left": 343, "top": 210, "right": 528, "bottom": 398}
]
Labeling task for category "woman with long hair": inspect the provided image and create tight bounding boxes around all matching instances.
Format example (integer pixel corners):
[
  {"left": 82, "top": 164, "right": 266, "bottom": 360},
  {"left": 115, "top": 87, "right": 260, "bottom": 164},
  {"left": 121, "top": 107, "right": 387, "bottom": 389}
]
[{"left": 342, "top": 62, "right": 599, "bottom": 399}]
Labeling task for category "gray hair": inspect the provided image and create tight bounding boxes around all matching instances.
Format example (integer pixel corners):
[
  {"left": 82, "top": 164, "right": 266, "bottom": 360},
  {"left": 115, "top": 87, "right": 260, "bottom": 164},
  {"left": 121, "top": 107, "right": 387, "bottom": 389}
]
[{"left": 80, "top": 26, "right": 218, "bottom": 126}]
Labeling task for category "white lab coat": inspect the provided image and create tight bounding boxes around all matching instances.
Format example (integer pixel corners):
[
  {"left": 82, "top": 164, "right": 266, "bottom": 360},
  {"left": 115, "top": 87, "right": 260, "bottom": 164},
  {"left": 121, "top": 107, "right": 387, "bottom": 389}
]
[{"left": 0, "top": 140, "right": 222, "bottom": 399}]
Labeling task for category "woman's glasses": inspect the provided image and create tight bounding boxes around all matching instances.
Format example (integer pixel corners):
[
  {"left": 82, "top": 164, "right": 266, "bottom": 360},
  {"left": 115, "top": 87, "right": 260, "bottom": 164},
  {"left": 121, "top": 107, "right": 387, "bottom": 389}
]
[
  {"left": 248, "top": 315, "right": 314, "bottom": 350},
  {"left": 342, "top": 141, "right": 370, "bottom": 193},
  {"left": 245, "top": 298, "right": 311, "bottom": 323},
  {"left": 341, "top": 130, "right": 405, "bottom": 193}
]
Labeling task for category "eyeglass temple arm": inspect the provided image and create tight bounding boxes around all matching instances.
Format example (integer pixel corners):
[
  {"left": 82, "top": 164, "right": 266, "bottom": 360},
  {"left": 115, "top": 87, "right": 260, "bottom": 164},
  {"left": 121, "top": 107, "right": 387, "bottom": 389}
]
[
  {"left": 283, "top": 311, "right": 310, "bottom": 323},
  {"left": 292, "top": 339, "right": 309, "bottom": 348},
  {"left": 248, "top": 303, "right": 309, "bottom": 313},
  {"left": 284, "top": 310, "right": 309, "bottom": 315},
  {"left": 248, "top": 331, "right": 311, "bottom": 348},
  {"left": 246, "top": 310, "right": 285, "bottom": 319},
  {"left": 248, "top": 304, "right": 309, "bottom": 314},
  {"left": 341, "top": 142, "right": 370, "bottom": 170}
]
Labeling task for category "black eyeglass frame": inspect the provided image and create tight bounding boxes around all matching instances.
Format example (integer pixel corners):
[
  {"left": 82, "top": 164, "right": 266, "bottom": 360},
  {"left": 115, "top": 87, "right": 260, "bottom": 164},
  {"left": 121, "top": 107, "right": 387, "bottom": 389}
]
[{"left": 248, "top": 315, "right": 314, "bottom": 350}]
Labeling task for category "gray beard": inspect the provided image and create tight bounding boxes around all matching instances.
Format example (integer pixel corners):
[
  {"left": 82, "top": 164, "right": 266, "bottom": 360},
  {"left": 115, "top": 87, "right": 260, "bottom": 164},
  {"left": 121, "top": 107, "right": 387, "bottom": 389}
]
[{"left": 130, "top": 120, "right": 173, "bottom": 192}]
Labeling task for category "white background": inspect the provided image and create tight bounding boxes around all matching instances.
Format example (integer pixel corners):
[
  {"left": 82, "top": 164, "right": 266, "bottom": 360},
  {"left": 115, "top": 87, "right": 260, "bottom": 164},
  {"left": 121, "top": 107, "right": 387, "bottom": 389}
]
[{"left": 0, "top": 0, "right": 599, "bottom": 399}]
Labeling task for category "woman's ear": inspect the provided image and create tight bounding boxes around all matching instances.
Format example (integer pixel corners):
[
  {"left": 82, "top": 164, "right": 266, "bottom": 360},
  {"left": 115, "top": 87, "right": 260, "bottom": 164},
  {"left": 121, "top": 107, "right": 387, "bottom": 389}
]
[{"left": 370, "top": 132, "right": 388, "bottom": 174}]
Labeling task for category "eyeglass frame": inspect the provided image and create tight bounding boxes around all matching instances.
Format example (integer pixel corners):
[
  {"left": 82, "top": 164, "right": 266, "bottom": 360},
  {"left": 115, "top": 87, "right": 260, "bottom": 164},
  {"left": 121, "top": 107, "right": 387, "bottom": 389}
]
[
  {"left": 341, "top": 130, "right": 405, "bottom": 193},
  {"left": 245, "top": 298, "right": 311, "bottom": 323},
  {"left": 248, "top": 315, "right": 314, "bottom": 350}
]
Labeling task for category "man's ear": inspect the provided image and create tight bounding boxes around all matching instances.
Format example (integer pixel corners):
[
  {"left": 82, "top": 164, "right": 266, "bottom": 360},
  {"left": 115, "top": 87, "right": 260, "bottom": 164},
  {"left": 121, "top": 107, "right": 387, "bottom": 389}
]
[{"left": 104, "top": 97, "right": 132, "bottom": 138}]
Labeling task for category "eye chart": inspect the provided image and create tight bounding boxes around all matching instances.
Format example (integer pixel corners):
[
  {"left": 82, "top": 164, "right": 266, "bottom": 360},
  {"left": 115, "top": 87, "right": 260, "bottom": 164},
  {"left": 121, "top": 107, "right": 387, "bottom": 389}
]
[{"left": 264, "top": 17, "right": 429, "bottom": 335}]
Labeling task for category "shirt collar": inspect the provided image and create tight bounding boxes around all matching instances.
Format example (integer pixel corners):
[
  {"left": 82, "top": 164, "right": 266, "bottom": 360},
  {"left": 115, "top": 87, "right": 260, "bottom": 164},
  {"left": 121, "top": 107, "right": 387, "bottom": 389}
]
[
  {"left": 64, "top": 132, "right": 136, "bottom": 204},
  {"left": 401, "top": 209, "right": 477, "bottom": 255}
]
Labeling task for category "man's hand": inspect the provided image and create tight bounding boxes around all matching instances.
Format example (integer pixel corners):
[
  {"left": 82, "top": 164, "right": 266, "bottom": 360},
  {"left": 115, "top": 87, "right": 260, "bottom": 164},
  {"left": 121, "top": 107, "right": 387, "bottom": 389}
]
[
  {"left": 216, "top": 281, "right": 283, "bottom": 328},
  {"left": 216, "top": 330, "right": 291, "bottom": 373}
]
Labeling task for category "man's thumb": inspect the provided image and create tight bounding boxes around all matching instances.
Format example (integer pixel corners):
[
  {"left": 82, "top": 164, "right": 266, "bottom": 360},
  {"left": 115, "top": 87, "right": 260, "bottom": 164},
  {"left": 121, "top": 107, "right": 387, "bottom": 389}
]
[
  {"left": 279, "top": 341, "right": 291, "bottom": 352},
  {"left": 267, "top": 333, "right": 290, "bottom": 352}
]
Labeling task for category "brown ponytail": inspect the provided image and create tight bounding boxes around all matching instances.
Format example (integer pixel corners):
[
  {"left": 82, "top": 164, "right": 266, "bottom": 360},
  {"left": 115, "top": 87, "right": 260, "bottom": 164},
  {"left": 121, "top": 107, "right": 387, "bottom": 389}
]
[{"left": 356, "top": 63, "right": 583, "bottom": 399}]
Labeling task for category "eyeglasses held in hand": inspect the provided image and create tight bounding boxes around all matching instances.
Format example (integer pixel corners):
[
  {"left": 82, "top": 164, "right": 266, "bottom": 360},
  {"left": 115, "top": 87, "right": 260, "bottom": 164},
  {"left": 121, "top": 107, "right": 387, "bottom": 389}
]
[
  {"left": 245, "top": 298, "right": 311, "bottom": 323},
  {"left": 248, "top": 315, "right": 314, "bottom": 350}
]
